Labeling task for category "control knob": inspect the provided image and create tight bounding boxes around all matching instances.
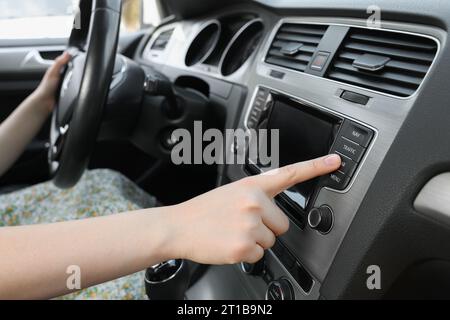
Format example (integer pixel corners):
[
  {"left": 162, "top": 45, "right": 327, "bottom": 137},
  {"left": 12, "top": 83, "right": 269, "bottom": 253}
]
[
  {"left": 308, "top": 206, "right": 334, "bottom": 234},
  {"left": 266, "top": 278, "right": 295, "bottom": 300}
]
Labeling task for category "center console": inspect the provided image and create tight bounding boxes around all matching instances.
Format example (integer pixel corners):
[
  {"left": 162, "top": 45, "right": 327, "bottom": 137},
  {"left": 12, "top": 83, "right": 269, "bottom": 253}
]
[
  {"left": 233, "top": 87, "right": 376, "bottom": 299},
  {"left": 211, "top": 13, "right": 441, "bottom": 300},
  {"left": 245, "top": 87, "right": 374, "bottom": 230}
]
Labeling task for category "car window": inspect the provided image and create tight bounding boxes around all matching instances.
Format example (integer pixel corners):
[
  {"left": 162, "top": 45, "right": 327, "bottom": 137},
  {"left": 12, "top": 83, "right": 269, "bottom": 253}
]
[
  {"left": 122, "top": 0, "right": 163, "bottom": 34},
  {"left": 0, "top": 0, "right": 163, "bottom": 40},
  {"left": 0, "top": 0, "right": 76, "bottom": 39}
]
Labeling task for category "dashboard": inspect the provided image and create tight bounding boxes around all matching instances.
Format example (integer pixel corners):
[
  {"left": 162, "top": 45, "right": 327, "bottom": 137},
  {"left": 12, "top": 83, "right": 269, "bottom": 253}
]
[{"left": 133, "top": 0, "right": 450, "bottom": 300}]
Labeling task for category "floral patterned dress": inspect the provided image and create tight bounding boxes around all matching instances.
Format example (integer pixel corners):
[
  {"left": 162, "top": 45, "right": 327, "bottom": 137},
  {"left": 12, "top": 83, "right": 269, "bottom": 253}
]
[{"left": 0, "top": 169, "right": 157, "bottom": 300}]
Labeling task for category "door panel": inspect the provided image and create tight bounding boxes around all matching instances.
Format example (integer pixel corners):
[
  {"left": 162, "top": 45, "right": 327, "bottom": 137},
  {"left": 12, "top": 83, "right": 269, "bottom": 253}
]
[
  {"left": 0, "top": 43, "right": 65, "bottom": 189},
  {"left": 0, "top": 45, "right": 65, "bottom": 92}
]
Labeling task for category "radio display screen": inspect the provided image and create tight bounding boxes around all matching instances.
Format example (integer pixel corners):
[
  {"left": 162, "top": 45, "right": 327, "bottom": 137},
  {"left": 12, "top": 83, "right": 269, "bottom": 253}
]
[{"left": 267, "top": 98, "right": 337, "bottom": 209}]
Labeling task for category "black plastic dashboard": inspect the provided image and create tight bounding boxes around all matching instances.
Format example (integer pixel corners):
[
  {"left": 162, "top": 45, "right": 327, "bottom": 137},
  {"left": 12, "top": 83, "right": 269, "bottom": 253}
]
[{"left": 133, "top": 0, "right": 450, "bottom": 300}]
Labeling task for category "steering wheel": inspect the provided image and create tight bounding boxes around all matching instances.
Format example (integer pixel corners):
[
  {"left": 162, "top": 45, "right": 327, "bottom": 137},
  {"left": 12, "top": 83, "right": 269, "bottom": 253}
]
[{"left": 48, "top": 0, "right": 122, "bottom": 188}]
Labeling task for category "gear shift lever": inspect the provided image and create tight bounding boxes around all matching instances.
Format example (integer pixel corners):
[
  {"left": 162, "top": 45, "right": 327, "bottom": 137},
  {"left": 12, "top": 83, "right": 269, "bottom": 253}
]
[{"left": 145, "top": 259, "right": 190, "bottom": 300}]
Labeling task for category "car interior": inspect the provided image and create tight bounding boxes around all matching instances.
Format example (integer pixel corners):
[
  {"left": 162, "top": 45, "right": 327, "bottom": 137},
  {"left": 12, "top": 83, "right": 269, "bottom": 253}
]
[{"left": 2, "top": 0, "right": 450, "bottom": 300}]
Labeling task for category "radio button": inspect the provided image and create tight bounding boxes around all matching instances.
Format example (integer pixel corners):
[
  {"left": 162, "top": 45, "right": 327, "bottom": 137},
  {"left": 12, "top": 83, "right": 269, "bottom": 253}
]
[
  {"left": 257, "top": 87, "right": 269, "bottom": 99},
  {"left": 341, "top": 91, "right": 370, "bottom": 106},
  {"left": 254, "top": 98, "right": 265, "bottom": 109},
  {"left": 334, "top": 137, "right": 365, "bottom": 163},
  {"left": 326, "top": 171, "right": 351, "bottom": 190},
  {"left": 341, "top": 121, "right": 373, "bottom": 148},
  {"left": 250, "top": 111, "right": 262, "bottom": 122},
  {"left": 337, "top": 155, "right": 358, "bottom": 177},
  {"left": 247, "top": 119, "right": 257, "bottom": 129}
]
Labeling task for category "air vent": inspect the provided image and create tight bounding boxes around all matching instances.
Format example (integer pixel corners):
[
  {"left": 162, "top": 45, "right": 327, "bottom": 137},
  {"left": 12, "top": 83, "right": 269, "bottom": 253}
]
[
  {"left": 203, "top": 13, "right": 258, "bottom": 67},
  {"left": 265, "top": 23, "right": 329, "bottom": 72},
  {"left": 151, "top": 29, "right": 174, "bottom": 51},
  {"left": 185, "top": 20, "right": 221, "bottom": 67},
  {"left": 220, "top": 19, "right": 264, "bottom": 76},
  {"left": 327, "top": 28, "right": 438, "bottom": 97}
]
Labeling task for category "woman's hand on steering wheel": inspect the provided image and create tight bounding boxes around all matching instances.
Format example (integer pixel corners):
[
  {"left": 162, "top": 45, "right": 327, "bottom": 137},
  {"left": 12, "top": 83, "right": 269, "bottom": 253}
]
[{"left": 32, "top": 52, "right": 71, "bottom": 116}]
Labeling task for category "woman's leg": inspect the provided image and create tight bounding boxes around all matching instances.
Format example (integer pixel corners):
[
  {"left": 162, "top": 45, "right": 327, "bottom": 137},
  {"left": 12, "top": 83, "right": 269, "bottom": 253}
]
[{"left": 0, "top": 169, "right": 157, "bottom": 300}]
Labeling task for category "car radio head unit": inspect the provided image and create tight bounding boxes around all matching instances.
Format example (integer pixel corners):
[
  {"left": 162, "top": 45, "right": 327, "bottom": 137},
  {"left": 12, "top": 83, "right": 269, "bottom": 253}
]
[
  {"left": 245, "top": 87, "right": 374, "bottom": 227},
  {"left": 266, "top": 95, "right": 341, "bottom": 208}
]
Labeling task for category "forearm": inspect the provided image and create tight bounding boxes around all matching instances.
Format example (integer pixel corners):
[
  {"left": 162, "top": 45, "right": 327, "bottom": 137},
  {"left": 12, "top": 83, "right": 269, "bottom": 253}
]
[
  {"left": 0, "top": 153, "right": 341, "bottom": 300},
  {"left": 0, "top": 93, "right": 50, "bottom": 176},
  {"left": 0, "top": 206, "right": 177, "bottom": 300}
]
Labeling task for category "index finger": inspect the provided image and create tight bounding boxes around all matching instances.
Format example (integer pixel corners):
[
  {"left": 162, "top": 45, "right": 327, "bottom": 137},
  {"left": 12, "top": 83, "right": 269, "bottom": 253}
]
[{"left": 250, "top": 154, "right": 342, "bottom": 198}]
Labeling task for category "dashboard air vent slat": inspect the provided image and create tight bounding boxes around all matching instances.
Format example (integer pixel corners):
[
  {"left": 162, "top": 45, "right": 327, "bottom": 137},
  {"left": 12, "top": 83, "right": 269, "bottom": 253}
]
[
  {"left": 338, "top": 51, "right": 429, "bottom": 75},
  {"left": 275, "top": 33, "right": 323, "bottom": 45},
  {"left": 280, "top": 25, "right": 328, "bottom": 36},
  {"left": 344, "top": 41, "right": 435, "bottom": 63},
  {"left": 151, "top": 29, "right": 174, "bottom": 51},
  {"left": 265, "top": 23, "right": 328, "bottom": 73},
  {"left": 328, "top": 70, "right": 415, "bottom": 97},
  {"left": 327, "top": 28, "right": 438, "bottom": 97},
  {"left": 271, "top": 41, "right": 317, "bottom": 54},
  {"left": 349, "top": 33, "right": 436, "bottom": 52},
  {"left": 268, "top": 49, "right": 312, "bottom": 63},
  {"left": 333, "top": 61, "right": 423, "bottom": 86},
  {"left": 266, "top": 56, "right": 309, "bottom": 72}
]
